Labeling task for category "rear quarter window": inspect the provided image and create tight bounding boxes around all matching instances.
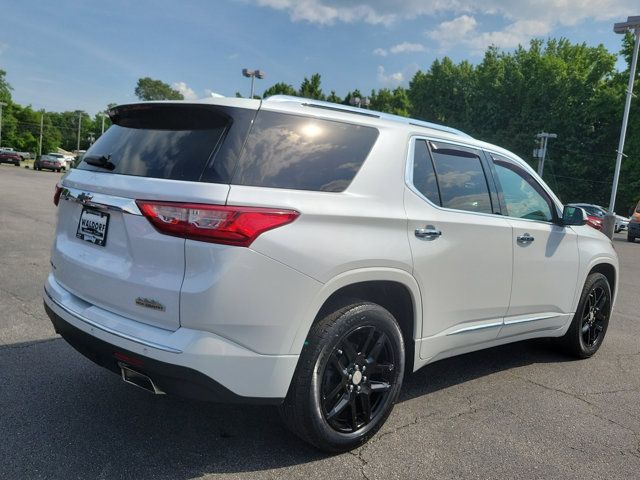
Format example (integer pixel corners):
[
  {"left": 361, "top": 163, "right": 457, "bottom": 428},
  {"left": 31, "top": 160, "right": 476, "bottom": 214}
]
[{"left": 232, "top": 111, "right": 379, "bottom": 192}]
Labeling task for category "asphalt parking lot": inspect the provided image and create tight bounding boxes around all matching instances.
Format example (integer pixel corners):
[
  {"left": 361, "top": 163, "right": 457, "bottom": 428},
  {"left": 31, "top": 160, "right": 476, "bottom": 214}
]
[{"left": 1, "top": 165, "right": 639, "bottom": 480}]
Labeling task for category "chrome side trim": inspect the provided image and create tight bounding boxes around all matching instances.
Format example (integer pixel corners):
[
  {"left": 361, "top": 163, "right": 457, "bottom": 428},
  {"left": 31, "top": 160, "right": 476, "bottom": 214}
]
[
  {"left": 59, "top": 185, "right": 142, "bottom": 215},
  {"left": 447, "top": 321, "right": 503, "bottom": 336},
  {"left": 45, "top": 289, "right": 182, "bottom": 354},
  {"left": 503, "top": 313, "right": 561, "bottom": 326}
]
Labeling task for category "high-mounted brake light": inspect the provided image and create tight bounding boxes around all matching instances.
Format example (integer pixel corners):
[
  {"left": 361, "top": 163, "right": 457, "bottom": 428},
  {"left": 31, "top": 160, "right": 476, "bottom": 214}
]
[
  {"left": 53, "top": 185, "right": 63, "bottom": 206},
  {"left": 135, "top": 200, "right": 299, "bottom": 247}
]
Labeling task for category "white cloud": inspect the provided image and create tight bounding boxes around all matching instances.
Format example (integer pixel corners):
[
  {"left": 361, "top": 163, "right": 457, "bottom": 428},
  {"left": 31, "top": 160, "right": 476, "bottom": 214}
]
[
  {"left": 427, "top": 15, "right": 552, "bottom": 53},
  {"left": 172, "top": 81, "right": 198, "bottom": 100},
  {"left": 253, "top": 0, "right": 635, "bottom": 26},
  {"left": 252, "top": 0, "right": 637, "bottom": 50},
  {"left": 390, "top": 42, "right": 426, "bottom": 54},
  {"left": 377, "top": 65, "right": 404, "bottom": 86},
  {"left": 374, "top": 41, "right": 425, "bottom": 57},
  {"left": 254, "top": 0, "right": 395, "bottom": 25}
]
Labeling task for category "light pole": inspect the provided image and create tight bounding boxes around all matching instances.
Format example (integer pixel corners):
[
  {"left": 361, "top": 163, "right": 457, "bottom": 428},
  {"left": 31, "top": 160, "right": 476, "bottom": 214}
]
[
  {"left": 100, "top": 112, "right": 107, "bottom": 135},
  {"left": 0, "top": 101, "right": 7, "bottom": 148},
  {"left": 533, "top": 132, "right": 557, "bottom": 177},
  {"left": 349, "top": 96, "right": 371, "bottom": 109},
  {"left": 76, "top": 112, "right": 82, "bottom": 153},
  {"left": 603, "top": 15, "right": 640, "bottom": 238},
  {"left": 242, "top": 69, "right": 265, "bottom": 98}
]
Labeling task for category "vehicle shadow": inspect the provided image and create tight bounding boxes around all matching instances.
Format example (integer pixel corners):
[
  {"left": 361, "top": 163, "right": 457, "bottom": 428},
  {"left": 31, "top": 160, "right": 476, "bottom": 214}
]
[{"left": 0, "top": 337, "right": 570, "bottom": 479}]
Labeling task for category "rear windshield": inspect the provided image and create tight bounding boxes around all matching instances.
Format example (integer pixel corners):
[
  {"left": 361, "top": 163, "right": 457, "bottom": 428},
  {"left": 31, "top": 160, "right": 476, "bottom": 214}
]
[
  {"left": 232, "top": 111, "right": 379, "bottom": 192},
  {"left": 78, "top": 104, "right": 229, "bottom": 181}
]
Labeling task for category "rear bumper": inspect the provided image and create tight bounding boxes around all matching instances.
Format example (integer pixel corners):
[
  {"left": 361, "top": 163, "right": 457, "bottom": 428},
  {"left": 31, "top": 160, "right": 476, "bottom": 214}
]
[{"left": 43, "top": 274, "right": 297, "bottom": 403}]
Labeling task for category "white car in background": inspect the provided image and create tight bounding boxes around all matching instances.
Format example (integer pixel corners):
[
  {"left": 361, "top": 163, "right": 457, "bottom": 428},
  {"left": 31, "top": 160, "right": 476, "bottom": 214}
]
[
  {"left": 44, "top": 96, "right": 618, "bottom": 452},
  {"left": 569, "top": 203, "right": 629, "bottom": 233},
  {"left": 47, "top": 153, "right": 74, "bottom": 170}
]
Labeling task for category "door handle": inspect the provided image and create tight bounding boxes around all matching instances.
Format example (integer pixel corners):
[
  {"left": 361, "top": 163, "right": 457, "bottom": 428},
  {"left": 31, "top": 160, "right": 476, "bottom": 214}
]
[
  {"left": 415, "top": 227, "right": 442, "bottom": 239},
  {"left": 517, "top": 233, "right": 535, "bottom": 244}
]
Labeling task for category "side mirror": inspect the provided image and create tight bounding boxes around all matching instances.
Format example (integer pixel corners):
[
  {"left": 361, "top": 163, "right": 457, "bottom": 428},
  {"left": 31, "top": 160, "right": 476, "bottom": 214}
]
[{"left": 561, "top": 206, "right": 587, "bottom": 226}]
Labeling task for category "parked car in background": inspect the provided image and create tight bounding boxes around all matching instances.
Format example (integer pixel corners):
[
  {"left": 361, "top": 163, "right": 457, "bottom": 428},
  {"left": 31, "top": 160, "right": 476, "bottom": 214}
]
[
  {"left": 46, "top": 152, "right": 74, "bottom": 170},
  {"left": 44, "top": 96, "right": 618, "bottom": 452},
  {"left": 0, "top": 151, "right": 21, "bottom": 166},
  {"left": 568, "top": 203, "right": 628, "bottom": 233},
  {"left": 0, "top": 147, "right": 31, "bottom": 160},
  {"left": 616, "top": 214, "right": 629, "bottom": 232},
  {"left": 34, "top": 154, "right": 65, "bottom": 172},
  {"left": 628, "top": 200, "right": 640, "bottom": 242}
]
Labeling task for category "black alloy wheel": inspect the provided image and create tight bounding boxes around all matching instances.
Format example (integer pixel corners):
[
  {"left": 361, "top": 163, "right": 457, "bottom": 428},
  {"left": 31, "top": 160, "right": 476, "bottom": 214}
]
[
  {"left": 279, "top": 301, "right": 404, "bottom": 452},
  {"left": 321, "top": 325, "right": 396, "bottom": 433},
  {"left": 579, "top": 285, "right": 609, "bottom": 348},
  {"left": 559, "top": 272, "right": 611, "bottom": 358}
]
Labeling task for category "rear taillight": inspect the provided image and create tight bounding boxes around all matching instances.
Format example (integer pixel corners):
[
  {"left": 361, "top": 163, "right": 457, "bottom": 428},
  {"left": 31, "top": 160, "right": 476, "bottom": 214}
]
[
  {"left": 135, "top": 200, "right": 299, "bottom": 247},
  {"left": 53, "top": 185, "right": 63, "bottom": 206}
]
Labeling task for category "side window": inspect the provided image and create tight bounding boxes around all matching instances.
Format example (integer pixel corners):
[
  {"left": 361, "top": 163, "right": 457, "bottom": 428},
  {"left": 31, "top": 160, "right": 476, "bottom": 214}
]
[
  {"left": 232, "top": 111, "right": 379, "bottom": 192},
  {"left": 492, "top": 157, "right": 554, "bottom": 222},
  {"left": 411, "top": 139, "right": 441, "bottom": 205},
  {"left": 429, "top": 142, "right": 493, "bottom": 214}
]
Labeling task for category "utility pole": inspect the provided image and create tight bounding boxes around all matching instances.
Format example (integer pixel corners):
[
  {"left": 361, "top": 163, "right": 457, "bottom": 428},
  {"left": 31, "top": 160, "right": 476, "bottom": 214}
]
[
  {"left": 38, "top": 111, "right": 44, "bottom": 157},
  {"left": 100, "top": 112, "right": 106, "bottom": 135},
  {"left": 76, "top": 112, "right": 82, "bottom": 153},
  {"left": 533, "top": 132, "right": 557, "bottom": 177}
]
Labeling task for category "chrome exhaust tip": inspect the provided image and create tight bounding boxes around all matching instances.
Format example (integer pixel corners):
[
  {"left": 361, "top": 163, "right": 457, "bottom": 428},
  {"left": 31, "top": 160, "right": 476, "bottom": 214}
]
[{"left": 119, "top": 363, "right": 165, "bottom": 395}]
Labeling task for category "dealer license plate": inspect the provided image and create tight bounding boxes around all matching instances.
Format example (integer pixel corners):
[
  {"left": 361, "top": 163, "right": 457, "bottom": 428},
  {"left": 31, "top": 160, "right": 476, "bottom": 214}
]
[{"left": 76, "top": 207, "right": 110, "bottom": 247}]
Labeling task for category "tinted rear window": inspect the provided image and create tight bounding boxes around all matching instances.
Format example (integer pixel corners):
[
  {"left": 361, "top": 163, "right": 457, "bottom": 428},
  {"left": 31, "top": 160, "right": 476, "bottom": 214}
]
[
  {"left": 78, "top": 105, "right": 229, "bottom": 181},
  {"left": 232, "top": 111, "right": 379, "bottom": 192}
]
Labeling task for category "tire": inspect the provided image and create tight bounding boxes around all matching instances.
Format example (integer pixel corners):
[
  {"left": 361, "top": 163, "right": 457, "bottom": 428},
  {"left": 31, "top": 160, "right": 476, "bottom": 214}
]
[
  {"left": 280, "top": 301, "right": 405, "bottom": 453},
  {"left": 628, "top": 233, "right": 636, "bottom": 243},
  {"left": 558, "top": 273, "right": 611, "bottom": 359}
]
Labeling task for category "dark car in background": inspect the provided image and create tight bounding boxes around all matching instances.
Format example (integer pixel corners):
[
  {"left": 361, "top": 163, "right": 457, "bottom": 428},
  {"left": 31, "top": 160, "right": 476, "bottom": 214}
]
[
  {"left": 0, "top": 151, "right": 21, "bottom": 166},
  {"left": 34, "top": 155, "right": 65, "bottom": 172}
]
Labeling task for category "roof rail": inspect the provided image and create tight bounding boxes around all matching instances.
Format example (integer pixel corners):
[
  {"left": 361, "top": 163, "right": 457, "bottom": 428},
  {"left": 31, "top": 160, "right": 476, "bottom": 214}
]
[{"left": 264, "top": 95, "right": 472, "bottom": 138}]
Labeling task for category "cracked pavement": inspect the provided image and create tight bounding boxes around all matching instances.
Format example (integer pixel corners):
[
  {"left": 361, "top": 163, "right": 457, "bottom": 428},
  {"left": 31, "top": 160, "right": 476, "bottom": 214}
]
[{"left": 1, "top": 166, "right": 639, "bottom": 479}]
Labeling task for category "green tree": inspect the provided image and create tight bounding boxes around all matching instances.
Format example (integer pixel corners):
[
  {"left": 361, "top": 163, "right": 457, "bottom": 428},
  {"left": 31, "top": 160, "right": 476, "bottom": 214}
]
[
  {"left": 326, "top": 90, "right": 342, "bottom": 103},
  {"left": 134, "top": 77, "right": 184, "bottom": 101},
  {"left": 298, "top": 73, "right": 325, "bottom": 100},
  {"left": 342, "top": 89, "right": 363, "bottom": 106},
  {"left": 370, "top": 88, "right": 411, "bottom": 116},
  {"left": 262, "top": 82, "right": 297, "bottom": 98},
  {"left": 0, "top": 69, "right": 12, "bottom": 103}
]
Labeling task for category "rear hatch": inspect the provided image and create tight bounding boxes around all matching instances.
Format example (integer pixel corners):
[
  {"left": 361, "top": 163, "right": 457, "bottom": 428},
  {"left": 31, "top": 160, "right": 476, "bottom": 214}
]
[{"left": 51, "top": 101, "right": 256, "bottom": 330}]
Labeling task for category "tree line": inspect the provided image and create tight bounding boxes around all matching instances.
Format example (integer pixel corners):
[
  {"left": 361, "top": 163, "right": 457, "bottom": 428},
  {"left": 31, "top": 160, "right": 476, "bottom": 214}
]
[
  {"left": 2, "top": 34, "right": 638, "bottom": 212},
  {"left": 0, "top": 71, "right": 113, "bottom": 155},
  {"left": 135, "top": 36, "right": 640, "bottom": 213}
]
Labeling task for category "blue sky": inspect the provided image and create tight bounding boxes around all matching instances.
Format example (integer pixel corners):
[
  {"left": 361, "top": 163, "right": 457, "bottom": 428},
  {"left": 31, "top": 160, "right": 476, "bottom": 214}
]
[{"left": 0, "top": 0, "right": 636, "bottom": 114}]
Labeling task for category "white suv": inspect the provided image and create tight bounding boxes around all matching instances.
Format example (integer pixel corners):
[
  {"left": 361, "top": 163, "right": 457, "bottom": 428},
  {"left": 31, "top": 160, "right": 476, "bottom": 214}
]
[{"left": 44, "top": 96, "right": 618, "bottom": 452}]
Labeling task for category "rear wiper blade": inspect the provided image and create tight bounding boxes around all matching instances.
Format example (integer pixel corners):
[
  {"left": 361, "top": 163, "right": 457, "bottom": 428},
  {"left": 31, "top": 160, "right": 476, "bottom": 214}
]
[{"left": 84, "top": 154, "right": 115, "bottom": 171}]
